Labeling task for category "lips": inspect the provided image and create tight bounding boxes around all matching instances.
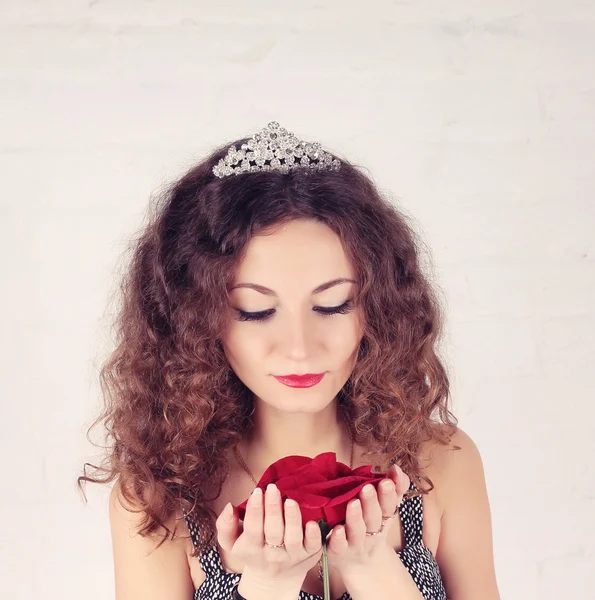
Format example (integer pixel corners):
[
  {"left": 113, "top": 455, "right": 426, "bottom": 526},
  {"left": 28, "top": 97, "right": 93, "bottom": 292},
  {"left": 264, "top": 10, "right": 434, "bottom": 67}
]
[{"left": 273, "top": 373, "right": 325, "bottom": 388}]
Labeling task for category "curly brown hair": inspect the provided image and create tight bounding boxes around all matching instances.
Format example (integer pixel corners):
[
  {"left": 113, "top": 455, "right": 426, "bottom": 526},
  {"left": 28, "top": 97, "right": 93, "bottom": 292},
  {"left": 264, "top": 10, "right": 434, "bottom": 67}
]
[{"left": 77, "top": 132, "right": 458, "bottom": 557}]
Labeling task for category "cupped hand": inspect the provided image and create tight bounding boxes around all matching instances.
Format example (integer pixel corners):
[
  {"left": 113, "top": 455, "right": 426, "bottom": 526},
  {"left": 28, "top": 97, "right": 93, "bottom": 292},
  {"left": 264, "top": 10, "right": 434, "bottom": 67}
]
[
  {"left": 216, "top": 482, "right": 324, "bottom": 583},
  {"left": 324, "top": 464, "right": 410, "bottom": 574}
]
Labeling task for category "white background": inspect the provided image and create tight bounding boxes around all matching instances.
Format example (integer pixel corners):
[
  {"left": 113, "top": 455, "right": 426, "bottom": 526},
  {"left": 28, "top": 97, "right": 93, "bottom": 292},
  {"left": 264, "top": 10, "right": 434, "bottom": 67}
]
[{"left": 1, "top": 1, "right": 594, "bottom": 599}]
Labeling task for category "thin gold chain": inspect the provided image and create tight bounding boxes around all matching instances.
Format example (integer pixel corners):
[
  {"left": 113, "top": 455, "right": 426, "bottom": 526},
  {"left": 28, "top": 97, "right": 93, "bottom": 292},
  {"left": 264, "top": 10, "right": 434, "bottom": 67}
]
[{"left": 233, "top": 432, "right": 355, "bottom": 582}]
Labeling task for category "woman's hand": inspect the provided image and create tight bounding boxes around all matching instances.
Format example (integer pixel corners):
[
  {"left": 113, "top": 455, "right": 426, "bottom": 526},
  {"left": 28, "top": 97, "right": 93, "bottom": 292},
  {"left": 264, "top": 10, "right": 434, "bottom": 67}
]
[
  {"left": 216, "top": 482, "right": 323, "bottom": 585},
  {"left": 325, "top": 464, "right": 410, "bottom": 574}
]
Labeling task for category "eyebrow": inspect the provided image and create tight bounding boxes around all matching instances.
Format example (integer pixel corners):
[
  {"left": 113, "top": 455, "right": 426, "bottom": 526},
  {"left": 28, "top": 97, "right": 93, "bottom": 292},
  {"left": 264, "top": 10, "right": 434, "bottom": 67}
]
[{"left": 230, "top": 277, "right": 358, "bottom": 296}]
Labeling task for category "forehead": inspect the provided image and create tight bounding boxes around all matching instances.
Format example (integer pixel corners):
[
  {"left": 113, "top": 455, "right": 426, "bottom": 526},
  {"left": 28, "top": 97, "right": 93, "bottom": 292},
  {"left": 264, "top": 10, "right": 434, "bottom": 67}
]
[{"left": 235, "top": 220, "right": 355, "bottom": 278}]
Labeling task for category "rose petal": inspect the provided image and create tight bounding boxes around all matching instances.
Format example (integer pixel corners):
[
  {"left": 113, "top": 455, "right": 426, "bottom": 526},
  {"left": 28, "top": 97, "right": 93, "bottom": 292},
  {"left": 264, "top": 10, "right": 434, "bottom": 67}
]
[{"left": 233, "top": 451, "right": 393, "bottom": 527}]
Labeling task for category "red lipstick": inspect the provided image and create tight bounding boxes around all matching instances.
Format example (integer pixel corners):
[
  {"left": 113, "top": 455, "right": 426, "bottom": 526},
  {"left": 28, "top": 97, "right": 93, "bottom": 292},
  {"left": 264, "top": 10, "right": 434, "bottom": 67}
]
[{"left": 273, "top": 373, "right": 325, "bottom": 388}]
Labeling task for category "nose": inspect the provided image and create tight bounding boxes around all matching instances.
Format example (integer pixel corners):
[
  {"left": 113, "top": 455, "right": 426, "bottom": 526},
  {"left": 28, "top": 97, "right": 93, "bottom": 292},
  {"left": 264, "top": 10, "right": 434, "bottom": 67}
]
[{"left": 276, "top": 311, "right": 318, "bottom": 360}]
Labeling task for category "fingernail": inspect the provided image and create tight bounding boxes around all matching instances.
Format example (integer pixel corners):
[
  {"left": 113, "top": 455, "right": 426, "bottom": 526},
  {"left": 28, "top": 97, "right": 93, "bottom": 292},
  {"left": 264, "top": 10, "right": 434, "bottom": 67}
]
[
  {"left": 363, "top": 484, "right": 374, "bottom": 497},
  {"left": 381, "top": 480, "right": 393, "bottom": 492},
  {"left": 252, "top": 487, "right": 262, "bottom": 498},
  {"left": 223, "top": 502, "right": 234, "bottom": 521}
]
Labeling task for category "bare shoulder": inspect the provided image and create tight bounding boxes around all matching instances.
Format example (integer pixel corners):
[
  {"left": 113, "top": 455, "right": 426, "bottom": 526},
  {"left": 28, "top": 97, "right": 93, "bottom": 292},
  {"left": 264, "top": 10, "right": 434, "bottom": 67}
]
[
  {"left": 420, "top": 427, "right": 501, "bottom": 600},
  {"left": 109, "top": 480, "right": 196, "bottom": 600},
  {"left": 419, "top": 427, "right": 482, "bottom": 487},
  {"left": 415, "top": 427, "right": 469, "bottom": 510}
]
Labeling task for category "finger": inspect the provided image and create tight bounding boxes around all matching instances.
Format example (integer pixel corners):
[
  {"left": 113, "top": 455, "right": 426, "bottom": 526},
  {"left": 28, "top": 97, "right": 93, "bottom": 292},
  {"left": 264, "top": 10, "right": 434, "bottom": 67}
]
[
  {"left": 215, "top": 502, "right": 239, "bottom": 553},
  {"left": 386, "top": 464, "right": 397, "bottom": 485},
  {"left": 328, "top": 524, "right": 348, "bottom": 554},
  {"left": 359, "top": 483, "right": 383, "bottom": 539},
  {"left": 378, "top": 477, "right": 398, "bottom": 518},
  {"left": 304, "top": 519, "right": 323, "bottom": 555},
  {"left": 283, "top": 498, "right": 303, "bottom": 553},
  {"left": 394, "top": 465, "right": 411, "bottom": 501},
  {"left": 263, "top": 483, "right": 285, "bottom": 546},
  {"left": 345, "top": 497, "right": 367, "bottom": 546},
  {"left": 243, "top": 486, "right": 264, "bottom": 546}
]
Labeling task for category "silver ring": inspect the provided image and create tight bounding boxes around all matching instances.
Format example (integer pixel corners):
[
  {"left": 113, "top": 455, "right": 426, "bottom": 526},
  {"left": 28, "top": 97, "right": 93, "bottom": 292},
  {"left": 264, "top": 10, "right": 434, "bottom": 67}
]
[{"left": 265, "top": 541, "right": 285, "bottom": 548}]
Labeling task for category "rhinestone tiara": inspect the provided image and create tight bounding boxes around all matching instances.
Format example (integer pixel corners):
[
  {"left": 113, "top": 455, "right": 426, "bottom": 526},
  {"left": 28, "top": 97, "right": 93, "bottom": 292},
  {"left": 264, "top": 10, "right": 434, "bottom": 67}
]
[{"left": 212, "top": 121, "right": 341, "bottom": 178}]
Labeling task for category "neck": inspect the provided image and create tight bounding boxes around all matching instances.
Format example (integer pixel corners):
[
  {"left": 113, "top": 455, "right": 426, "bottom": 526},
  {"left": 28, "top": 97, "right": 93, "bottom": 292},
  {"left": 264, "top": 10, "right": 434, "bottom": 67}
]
[{"left": 238, "top": 395, "right": 354, "bottom": 481}]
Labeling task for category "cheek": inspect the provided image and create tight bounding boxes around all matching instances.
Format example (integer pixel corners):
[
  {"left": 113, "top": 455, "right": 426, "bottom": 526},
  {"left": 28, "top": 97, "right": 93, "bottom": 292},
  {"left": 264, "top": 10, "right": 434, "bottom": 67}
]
[
  {"left": 221, "top": 341, "right": 269, "bottom": 392},
  {"left": 222, "top": 334, "right": 259, "bottom": 363},
  {"left": 324, "top": 317, "right": 362, "bottom": 350},
  {"left": 220, "top": 326, "right": 252, "bottom": 365},
  {"left": 221, "top": 327, "right": 274, "bottom": 381}
]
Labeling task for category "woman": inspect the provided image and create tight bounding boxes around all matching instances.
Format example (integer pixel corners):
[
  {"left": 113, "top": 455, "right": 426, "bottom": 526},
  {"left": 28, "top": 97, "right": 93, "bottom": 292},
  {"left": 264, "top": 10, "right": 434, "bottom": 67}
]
[{"left": 78, "top": 122, "right": 500, "bottom": 600}]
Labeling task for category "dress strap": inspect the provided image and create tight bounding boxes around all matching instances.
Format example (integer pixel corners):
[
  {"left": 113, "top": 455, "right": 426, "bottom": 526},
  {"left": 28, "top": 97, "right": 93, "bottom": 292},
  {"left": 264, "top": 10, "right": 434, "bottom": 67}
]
[
  {"left": 398, "top": 479, "right": 424, "bottom": 547},
  {"left": 182, "top": 510, "right": 216, "bottom": 573},
  {"left": 182, "top": 509, "right": 201, "bottom": 550}
]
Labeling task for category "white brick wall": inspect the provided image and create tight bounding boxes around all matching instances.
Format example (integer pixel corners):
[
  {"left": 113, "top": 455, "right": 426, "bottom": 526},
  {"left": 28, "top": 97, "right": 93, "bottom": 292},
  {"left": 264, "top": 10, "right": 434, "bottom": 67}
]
[{"left": 1, "top": 1, "right": 593, "bottom": 599}]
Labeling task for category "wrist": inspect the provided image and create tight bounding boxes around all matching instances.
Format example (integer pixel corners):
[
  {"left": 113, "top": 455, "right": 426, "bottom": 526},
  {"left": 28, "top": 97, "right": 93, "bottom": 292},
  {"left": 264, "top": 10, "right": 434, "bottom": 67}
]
[
  {"left": 236, "top": 568, "right": 303, "bottom": 600},
  {"left": 339, "top": 545, "right": 396, "bottom": 583}
]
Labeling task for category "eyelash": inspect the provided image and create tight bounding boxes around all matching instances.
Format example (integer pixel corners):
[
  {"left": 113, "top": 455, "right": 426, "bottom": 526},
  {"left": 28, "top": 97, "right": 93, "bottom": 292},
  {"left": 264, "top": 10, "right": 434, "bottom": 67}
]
[{"left": 235, "top": 299, "right": 354, "bottom": 322}]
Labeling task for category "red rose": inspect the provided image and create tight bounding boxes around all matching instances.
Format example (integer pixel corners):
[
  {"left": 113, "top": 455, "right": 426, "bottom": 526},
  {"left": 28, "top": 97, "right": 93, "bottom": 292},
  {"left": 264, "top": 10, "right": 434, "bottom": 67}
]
[{"left": 235, "top": 451, "right": 388, "bottom": 528}]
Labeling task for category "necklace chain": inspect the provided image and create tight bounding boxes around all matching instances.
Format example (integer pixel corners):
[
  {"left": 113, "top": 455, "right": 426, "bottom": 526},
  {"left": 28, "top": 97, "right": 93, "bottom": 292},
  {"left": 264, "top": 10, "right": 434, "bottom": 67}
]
[{"left": 233, "top": 433, "right": 355, "bottom": 583}]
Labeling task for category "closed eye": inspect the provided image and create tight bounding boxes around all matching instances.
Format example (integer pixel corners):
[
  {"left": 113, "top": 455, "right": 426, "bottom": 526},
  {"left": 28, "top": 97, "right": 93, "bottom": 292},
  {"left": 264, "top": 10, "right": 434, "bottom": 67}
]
[{"left": 235, "top": 300, "right": 354, "bottom": 323}]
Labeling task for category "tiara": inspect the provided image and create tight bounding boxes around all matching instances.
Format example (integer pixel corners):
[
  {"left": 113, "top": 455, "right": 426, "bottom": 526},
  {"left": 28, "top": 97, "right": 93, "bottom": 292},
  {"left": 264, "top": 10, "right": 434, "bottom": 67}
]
[{"left": 212, "top": 121, "right": 341, "bottom": 178}]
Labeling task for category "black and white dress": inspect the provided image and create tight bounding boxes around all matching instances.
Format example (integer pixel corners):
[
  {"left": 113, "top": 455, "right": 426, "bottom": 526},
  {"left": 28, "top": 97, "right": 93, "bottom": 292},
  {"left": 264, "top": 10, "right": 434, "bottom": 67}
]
[{"left": 184, "top": 480, "right": 447, "bottom": 600}]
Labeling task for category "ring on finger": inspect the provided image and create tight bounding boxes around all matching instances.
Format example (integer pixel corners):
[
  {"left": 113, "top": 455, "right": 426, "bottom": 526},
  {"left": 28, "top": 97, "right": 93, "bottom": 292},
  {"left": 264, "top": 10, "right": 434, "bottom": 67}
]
[
  {"left": 263, "top": 484, "right": 285, "bottom": 549},
  {"left": 381, "top": 506, "right": 399, "bottom": 521},
  {"left": 365, "top": 520, "right": 386, "bottom": 536}
]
